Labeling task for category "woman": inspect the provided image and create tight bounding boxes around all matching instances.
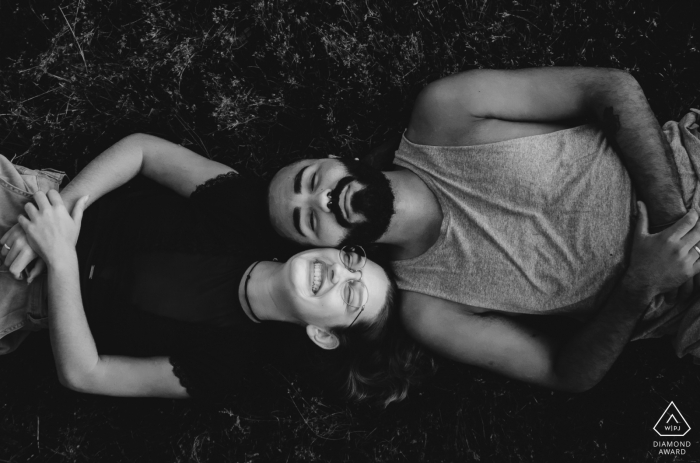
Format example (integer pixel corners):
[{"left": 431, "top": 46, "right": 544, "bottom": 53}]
[{"left": 0, "top": 136, "right": 427, "bottom": 405}]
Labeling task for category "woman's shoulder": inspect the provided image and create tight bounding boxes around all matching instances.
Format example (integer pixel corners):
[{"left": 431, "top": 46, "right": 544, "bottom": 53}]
[
  {"left": 189, "top": 170, "right": 299, "bottom": 259},
  {"left": 191, "top": 170, "right": 243, "bottom": 198}
]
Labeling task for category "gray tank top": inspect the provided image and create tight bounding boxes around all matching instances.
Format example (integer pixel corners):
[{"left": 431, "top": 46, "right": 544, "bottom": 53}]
[{"left": 392, "top": 124, "right": 635, "bottom": 318}]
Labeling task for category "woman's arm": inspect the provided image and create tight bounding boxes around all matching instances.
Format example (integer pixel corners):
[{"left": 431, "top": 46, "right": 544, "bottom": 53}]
[
  {"left": 59, "top": 133, "right": 235, "bottom": 212},
  {"left": 2, "top": 133, "right": 234, "bottom": 280},
  {"left": 19, "top": 190, "right": 188, "bottom": 398}
]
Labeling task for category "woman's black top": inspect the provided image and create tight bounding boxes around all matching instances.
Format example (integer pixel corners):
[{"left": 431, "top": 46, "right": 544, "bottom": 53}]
[{"left": 77, "top": 172, "right": 303, "bottom": 404}]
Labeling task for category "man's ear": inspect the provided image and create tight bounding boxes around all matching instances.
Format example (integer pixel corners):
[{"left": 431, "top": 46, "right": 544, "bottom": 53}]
[{"left": 305, "top": 325, "right": 340, "bottom": 350}]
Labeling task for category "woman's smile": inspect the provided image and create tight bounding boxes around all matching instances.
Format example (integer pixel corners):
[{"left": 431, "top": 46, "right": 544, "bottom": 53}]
[{"left": 311, "top": 260, "right": 327, "bottom": 294}]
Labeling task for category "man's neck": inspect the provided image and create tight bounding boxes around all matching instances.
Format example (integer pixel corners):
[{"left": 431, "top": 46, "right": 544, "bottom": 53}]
[{"left": 376, "top": 168, "right": 443, "bottom": 260}]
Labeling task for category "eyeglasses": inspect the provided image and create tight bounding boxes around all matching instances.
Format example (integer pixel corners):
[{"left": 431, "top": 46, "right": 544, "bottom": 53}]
[{"left": 338, "top": 245, "right": 368, "bottom": 328}]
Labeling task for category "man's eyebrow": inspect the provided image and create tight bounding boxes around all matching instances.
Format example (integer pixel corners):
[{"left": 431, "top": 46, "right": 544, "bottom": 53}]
[
  {"left": 293, "top": 207, "right": 303, "bottom": 236},
  {"left": 293, "top": 166, "right": 308, "bottom": 194}
]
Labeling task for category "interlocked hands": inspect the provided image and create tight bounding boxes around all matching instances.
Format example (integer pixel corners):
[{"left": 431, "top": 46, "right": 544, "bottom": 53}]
[
  {"left": 0, "top": 191, "right": 88, "bottom": 278},
  {"left": 0, "top": 222, "right": 44, "bottom": 282}
]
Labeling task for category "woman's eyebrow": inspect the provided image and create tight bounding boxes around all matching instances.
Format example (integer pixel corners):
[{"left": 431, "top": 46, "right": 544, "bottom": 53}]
[{"left": 293, "top": 166, "right": 308, "bottom": 194}]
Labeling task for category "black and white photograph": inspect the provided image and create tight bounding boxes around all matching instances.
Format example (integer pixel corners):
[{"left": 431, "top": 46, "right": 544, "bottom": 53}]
[{"left": 1, "top": 0, "right": 699, "bottom": 461}]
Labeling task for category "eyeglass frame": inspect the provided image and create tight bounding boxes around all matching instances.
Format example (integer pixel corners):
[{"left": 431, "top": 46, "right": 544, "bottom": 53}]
[{"left": 339, "top": 246, "right": 368, "bottom": 328}]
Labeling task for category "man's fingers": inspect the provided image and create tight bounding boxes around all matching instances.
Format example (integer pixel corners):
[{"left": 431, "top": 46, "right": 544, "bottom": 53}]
[
  {"left": 681, "top": 215, "right": 700, "bottom": 254},
  {"left": 677, "top": 279, "right": 694, "bottom": 304},
  {"left": 668, "top": 208, "right": 700, "bottom": 240},
  {"left": 27, "top": 259, "right": 45, "bottom": 283},
  {"left": 635, "top": 202, "right": 649, "bottom": 237}
]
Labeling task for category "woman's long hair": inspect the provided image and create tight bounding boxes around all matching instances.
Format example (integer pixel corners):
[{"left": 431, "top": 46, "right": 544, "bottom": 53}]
[{"left": 328, "top": 268, "right": 436, "bottom": 407}]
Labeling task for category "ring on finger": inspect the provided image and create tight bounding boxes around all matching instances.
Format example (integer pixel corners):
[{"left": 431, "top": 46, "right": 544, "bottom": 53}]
[
  {"left": 694, "top": 245, "right": 700, "bottom": 257},
  {"left": 2, "top": 243, "right": 10, "bottom": 251}
]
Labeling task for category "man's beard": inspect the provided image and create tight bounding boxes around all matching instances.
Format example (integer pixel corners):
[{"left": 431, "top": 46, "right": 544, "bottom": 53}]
[{"left": 328, "top": 159, "right": 395, "bottom": 246}]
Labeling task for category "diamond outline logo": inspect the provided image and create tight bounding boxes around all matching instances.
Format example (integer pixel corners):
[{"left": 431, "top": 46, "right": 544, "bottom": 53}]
[{"left": 653, "top": 401, "right": 691, "bottom": 437}]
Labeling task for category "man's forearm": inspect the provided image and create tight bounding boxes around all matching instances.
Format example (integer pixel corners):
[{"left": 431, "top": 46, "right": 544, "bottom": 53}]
[
  {"left": 552, "top": 276, "right": 652, "bottom": 391},
  {"left": 589, "top": 71, "right": 686, "bottom": 228}
]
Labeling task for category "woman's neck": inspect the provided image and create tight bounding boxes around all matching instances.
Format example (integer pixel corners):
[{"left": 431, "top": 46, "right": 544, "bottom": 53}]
[{"left": 237, "top": 261, "right": 297, "bottom": 324}]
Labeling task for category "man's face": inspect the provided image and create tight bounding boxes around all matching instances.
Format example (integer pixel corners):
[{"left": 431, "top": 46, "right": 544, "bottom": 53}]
[{"left": 268, "top": 158, "right": 395, "bottom": 247}]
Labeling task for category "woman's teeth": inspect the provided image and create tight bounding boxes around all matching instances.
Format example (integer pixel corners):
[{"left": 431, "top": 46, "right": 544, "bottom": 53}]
[{"left": 312, "top": 262, "right": 322, "bottom": 293}]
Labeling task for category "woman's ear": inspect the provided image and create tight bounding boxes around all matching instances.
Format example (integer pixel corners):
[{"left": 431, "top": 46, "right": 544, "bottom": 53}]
[{"left": 305, "top": 325, "right": 340, "bottom": 350}]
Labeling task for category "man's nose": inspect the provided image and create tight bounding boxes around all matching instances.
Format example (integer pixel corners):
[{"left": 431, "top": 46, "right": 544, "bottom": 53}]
[{"left": 313, "top": 188, "right": 332, "bottom": 213}]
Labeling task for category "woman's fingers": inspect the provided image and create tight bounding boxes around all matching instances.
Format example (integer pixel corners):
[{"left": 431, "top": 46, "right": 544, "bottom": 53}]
[
  {"left": 4, "top": 242, "right": 22, "bottom": 268},
  {"left": 0, "top": 240, "right": 9, "bottom": 257},
  {"left": 23, "top": 201, "right": 39, "bottom": 220},
  {"left": 8, "top": 247, "right": 35, "bottom": 280},
  {"left": 71, "top": 195, "right": 89, "bottom": 226},
  {"left": 17, "top": 214, "right": 30, "bottom": 229},
  {"left": 0, "top": 225, "right": 14, "bottom": 249},
  {"left": 46, "top": 189, "right": 65, "bottom": 208},
  {"left": 27, "top": 259, "right": 46, "bottom": 284},
  {"left": 33, "top": 190, "right": 52, "bottom": 210}
]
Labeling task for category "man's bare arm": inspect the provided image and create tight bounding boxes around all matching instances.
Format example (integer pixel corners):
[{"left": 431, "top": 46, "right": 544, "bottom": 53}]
[
  {"left": 407, "top": 67, "right": 686, "bottom": 229},
  {"left": 401, "top": 285, "right": 648, "bottom": 392}
]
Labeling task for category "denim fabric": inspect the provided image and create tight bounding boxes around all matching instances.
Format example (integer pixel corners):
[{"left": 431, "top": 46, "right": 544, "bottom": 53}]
[{"left": 0, "top": 155, "right": 65, "bottom": 354}]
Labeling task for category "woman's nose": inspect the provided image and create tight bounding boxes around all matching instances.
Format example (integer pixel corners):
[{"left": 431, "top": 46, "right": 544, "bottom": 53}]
[{"left": 330, "top": 262, "right": 354, "bottom": 284}]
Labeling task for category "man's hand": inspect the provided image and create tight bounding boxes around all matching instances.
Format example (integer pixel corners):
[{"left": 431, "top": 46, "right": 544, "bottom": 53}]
[
  {"left": 0, "top": 223, "right": 46, "bottom": 282},
  {"left": 17, "top": 191, "right": 89, "bottom": 267},
  {"left": 625, "top": 202, "right": 700, "bottom": 300}
]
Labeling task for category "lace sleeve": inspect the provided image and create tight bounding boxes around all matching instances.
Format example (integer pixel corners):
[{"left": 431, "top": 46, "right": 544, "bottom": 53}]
[
  {"left": 169, "top": 356, "right": 197, "bottom": 398},
  {"left": 190, "top": 171, "right": 241, "bottom": 200},
  {"left": 168, "top": 357, "right": 196, "bottom": 397}
]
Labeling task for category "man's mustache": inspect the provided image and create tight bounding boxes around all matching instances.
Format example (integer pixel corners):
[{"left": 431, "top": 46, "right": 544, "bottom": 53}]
[{"left": 328, "top": 176, "right": 355, "bottom": 229}]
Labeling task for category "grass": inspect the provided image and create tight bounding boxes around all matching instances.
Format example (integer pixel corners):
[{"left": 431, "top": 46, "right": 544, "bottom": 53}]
[{"left": 1, "top": 0, "right": 700, "bottom": 461}]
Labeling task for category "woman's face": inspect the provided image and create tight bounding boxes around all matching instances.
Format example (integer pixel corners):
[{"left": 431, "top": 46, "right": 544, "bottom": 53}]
[{"left": 283, "top": 248, "right": 390, "bottom": 329}]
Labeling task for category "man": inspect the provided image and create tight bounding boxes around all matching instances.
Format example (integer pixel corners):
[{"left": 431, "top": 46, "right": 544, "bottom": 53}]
[{"left": 266, "top": 67, "right": 700, "bottom": 392}]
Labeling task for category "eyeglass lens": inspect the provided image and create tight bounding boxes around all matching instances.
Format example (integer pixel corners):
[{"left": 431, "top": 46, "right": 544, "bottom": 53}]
[
  {"left": 341, "top": 279, "right": 369, "bottom": 309},
  {"left": 340, "top": 246, "right": 367, "bottom": 271}
]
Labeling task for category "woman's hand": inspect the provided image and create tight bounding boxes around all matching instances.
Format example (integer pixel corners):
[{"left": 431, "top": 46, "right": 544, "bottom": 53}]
[
  {"left": 0, "top": 223, "right": 46, "bottom": 282},
  {"left": 624, "top": 202, "right": 700, "bottom": 300},
  {"left": 17, "top": 191, "right": 89, "bottom": 267}
]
